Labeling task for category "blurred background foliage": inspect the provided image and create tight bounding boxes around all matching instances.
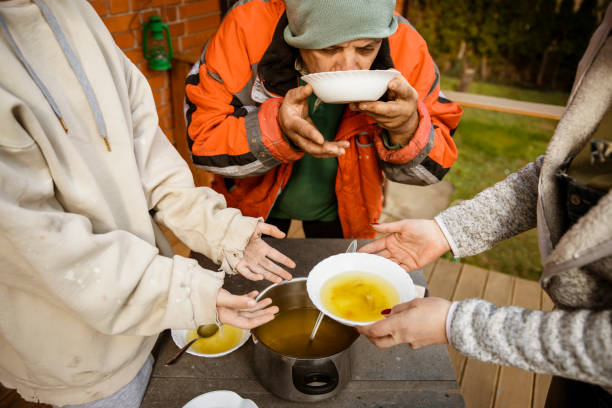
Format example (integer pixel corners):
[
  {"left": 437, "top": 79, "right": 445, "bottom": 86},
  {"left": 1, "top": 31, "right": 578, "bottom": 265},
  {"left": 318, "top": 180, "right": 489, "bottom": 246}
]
[
  {"left": 399, "top": 0, "right": 611, "bottom": 279},
  {"left": 407, "top": 0, "right": 611, "bottom": 91}
]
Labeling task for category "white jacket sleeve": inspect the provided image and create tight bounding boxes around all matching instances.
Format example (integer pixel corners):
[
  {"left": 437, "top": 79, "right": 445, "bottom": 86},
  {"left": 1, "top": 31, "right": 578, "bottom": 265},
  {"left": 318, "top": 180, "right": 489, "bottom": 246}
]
[
  {"left": 0, "top": 90, "right": 221, "bottom": 337},
  {"left": 121, "top": 53, "right": 258, "bottom": 271}
]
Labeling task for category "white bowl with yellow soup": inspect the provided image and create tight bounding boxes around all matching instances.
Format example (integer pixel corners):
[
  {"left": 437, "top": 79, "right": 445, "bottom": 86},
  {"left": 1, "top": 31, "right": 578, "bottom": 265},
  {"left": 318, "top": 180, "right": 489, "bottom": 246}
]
[
  {"left": 171, "top": 325, "right": 250, "bottom": 358},
  {"left": 306, "top": 253, "right": 415, "bottom": 326}
]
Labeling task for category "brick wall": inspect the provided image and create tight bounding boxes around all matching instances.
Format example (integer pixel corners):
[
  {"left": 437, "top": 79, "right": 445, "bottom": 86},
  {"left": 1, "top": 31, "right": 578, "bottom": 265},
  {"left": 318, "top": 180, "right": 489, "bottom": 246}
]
[
  {"left": 89, "top": 0, "right": 407, "bottom": 146},
  {"left": 89, "top": 0, "right": 222, "bottom": 145}
]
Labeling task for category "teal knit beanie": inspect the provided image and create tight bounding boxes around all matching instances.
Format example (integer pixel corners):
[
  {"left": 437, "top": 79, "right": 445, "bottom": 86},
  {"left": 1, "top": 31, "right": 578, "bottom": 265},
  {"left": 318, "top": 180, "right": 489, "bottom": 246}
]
[{"left": 283, "top": 0, "right": 398, "bottom": 50}]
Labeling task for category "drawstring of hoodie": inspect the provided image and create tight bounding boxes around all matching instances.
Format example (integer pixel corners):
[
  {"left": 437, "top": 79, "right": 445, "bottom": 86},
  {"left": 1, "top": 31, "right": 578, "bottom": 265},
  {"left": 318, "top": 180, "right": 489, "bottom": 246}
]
[
  {"left": 0, "top": 12, "right": 68, "bottom": 133},
  {"left": 0, "top": 0, "right": 111, "bottom": 151}
]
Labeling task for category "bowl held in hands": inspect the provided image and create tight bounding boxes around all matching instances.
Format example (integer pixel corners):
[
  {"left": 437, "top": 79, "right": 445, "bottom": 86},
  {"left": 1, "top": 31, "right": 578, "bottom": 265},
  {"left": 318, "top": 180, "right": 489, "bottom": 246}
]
[
  {"left": 301, "top": 69, "right": 400, "bottom": 104},
  {"left": 306, "top": 252, "right": 415, "bottom": 326}
]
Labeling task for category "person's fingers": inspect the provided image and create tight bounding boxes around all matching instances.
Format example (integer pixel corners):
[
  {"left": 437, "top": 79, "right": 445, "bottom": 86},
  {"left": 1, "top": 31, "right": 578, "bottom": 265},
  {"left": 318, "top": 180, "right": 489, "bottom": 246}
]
[
  {"left": 235, "top": 262, "right": 264, "bottom": 281},
  {"left": 358, "top": 237, "right": 387, "bottom": 253},
  {"left": 244, "top": 290, "right": 259, "bottom": 299},
  {"left": 314, "top": 141, "right": 347, "bottom": 157},
  {"left": 286, "top": 130, "right": 324, "bottom": 152},
  {"left": 364, "top": 113, "right": 408, "bottom": 130},
  {"left": 257, "top": 222, "right": 286, "bottom": 239},
  {"left": 387, "top": 76, "right": 411, "bottom": 98},
  {"left": 296, "top": 83, "right": 314, "bottom": 100},
  {"left": 216, "top": 289, "right": 260, "bottom": 309},
  {"left": 289, "top": 118, "right": 326, "bottom": 145},
  {"left": 245, "top": 297, "right": 273, "bottom": 311},
  {"left": 318, "top": 141, "right": 348, "bottom": 155},
  {"left": 366, "top": 334, "right": 398, "bottom": 349},
  {"left": 356, "top": 100, "right": 403, "bottom": 118},
  {"left": 248, "top": 262, "right": 283, "bottom": 283},
  {"left": 264, "top": 272, "right": 283, "bottom": 283},
  {"left": 218, "top": 308, "right": 277, "bottom": 329},
  {"left": 309, "top": 147, "right": 347, "bottom": 158},
  {"left": 236, "top": 305, "right": 280, "bottom": 319},
  {"left": 284, "top": 117, "right": 348, "bottom": 154},
  {"left": 263, "top": 246, "right": 296, "bottom": 269},
  {"left": 286, "top": 84, "right": 313, "bottom": 104},
  {"left": 217, "top": 291, "right": 278, "bottom": 313},
  {"left": 390, "top": 301, "right": 418, "bottom": 313},
  {"left": 335, "top": 140, "right": 350, "bottom": 148},
  {"left": 291, "top": 137, "right": 346, "bottom": 157},
  {"left": 261, "top": 257, "right": 293, "bottom": 280},
  {"left": 370, "top": 220, "right": 407, "bottom": 234},
  {"left": 356, "top": 318, "right": 394, "bottom": 338},
  {"left": 246, "top": 260, "right": 268, "bottom": 276},
  {"left": 375, "top": 249, "right": 393, "bottom": 259}
]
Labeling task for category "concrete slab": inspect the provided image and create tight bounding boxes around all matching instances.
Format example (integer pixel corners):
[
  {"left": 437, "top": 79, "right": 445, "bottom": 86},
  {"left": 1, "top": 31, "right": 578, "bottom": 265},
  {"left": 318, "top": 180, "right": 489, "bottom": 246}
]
[{"left": 381, "top": 180, "right": 454, "bottom": 222}]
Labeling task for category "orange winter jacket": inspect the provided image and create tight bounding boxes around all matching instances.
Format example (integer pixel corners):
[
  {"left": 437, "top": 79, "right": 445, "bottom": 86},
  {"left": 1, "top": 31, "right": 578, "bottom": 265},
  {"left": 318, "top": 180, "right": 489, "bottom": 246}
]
[{"left": 185, "top": 0, "right": 462, "bottom": 238}]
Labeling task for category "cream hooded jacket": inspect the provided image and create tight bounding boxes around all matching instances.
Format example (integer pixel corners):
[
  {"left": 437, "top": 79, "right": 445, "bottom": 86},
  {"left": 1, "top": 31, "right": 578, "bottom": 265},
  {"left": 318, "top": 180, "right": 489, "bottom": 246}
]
[{"left": 0, "top": 0, "right": 258, "bottom": 405}]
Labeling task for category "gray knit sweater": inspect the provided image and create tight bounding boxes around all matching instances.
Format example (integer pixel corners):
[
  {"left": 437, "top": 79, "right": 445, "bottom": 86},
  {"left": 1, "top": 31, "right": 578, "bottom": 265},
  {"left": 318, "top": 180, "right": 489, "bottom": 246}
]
[{"left": 435, "top": 28, "right": 612, "bottom": 387}]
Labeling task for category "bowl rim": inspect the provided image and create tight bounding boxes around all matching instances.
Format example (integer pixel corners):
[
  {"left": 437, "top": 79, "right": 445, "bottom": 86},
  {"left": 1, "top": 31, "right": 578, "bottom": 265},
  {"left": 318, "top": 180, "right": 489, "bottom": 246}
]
[
  {"left": 182, "top": 390, "right": 258, "bottom": 408},
  {"left": 306, "top": 252, "right": 415, "bottom": 326},
  {"left": 301, "top": 68, "right": 400, "bottom": 81},
  {"left": 300, "top": 69, "right": 400, "bottom": 104},
  {"left": 254, "top": 276, "right": 307, "bottom": 302},
  {"left": 170, "top": 325, "right": 250, "bottom": 358}
]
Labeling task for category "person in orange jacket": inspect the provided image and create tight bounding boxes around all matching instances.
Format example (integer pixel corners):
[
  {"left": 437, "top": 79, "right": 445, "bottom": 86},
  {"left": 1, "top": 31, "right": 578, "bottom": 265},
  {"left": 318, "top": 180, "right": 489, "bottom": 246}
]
[{"left": 185, "top": 0, "right": 462, "bottom": 238}]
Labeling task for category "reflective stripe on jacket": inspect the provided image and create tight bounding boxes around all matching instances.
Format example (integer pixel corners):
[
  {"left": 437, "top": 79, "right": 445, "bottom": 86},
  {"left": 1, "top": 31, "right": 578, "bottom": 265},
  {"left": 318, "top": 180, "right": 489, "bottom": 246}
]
[{"left": 185, "top": 0, "right": 462, "bottom": 238}]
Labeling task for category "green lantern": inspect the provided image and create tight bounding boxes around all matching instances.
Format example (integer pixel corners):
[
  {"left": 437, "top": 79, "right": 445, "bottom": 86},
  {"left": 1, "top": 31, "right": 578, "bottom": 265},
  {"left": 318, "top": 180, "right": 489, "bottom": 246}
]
[{"left": 143, "top": 16, "right": 173, "bottom": 71}]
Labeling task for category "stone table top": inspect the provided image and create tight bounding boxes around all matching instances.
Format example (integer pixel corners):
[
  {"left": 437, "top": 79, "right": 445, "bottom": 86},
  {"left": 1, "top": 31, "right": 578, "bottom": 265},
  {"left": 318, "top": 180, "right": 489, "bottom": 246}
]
[{"left": 141, "top": 239, "right": 465, "bottom": 407}]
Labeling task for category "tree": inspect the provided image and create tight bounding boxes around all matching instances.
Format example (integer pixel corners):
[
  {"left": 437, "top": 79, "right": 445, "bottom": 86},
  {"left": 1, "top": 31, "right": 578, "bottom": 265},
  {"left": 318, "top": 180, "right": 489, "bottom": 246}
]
[{"left": 407, "top": 0, "right": 606, "bottom": 91}]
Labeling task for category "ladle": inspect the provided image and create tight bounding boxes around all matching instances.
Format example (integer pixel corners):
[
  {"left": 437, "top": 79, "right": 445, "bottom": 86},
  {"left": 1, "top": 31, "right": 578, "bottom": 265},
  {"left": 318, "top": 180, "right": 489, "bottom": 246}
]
[
  {"left": 308, "top": 239, "right": 358, "bottom": 343},
  {"left": 308, "top": 310, "right": 325, "bottom": 343},
  {"left": 165, "top": 324, "right": 220, "bottom": 365}
]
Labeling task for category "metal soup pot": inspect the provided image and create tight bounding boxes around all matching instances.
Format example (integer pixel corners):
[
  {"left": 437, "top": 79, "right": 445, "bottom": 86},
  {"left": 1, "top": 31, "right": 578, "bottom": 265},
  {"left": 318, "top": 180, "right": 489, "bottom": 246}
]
[{"left": 252, "top": 278, "right": 359, "bottom": 402}]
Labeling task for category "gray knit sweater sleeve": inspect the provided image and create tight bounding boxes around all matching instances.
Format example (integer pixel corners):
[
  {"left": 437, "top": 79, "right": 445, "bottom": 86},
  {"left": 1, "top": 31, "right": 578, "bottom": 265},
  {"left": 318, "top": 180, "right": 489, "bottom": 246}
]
[
  {"left": 450, "top": 299, "right": 612, "bottom": 387},
  {"left": 435, "top": 157, "right": 543, "bottom": 257}
]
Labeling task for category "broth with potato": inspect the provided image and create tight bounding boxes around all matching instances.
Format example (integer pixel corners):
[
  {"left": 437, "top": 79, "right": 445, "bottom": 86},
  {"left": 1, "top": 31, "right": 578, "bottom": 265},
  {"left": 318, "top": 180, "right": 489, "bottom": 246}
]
[{"left": 321, "top": 271, "right": 399, "bottom": 322}]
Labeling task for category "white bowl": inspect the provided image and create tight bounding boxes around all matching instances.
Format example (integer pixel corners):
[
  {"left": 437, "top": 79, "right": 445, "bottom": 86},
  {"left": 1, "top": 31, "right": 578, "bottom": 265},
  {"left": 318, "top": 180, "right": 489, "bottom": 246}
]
[
  {"left": 171, "top": 326, "right": 250, "bottom": 358},
  {"left": 306, "top": 252, "right": 415, "bottom": 326},
  {"left": 182, "top": 390, "right": 258, "bottom": 408},
  {"left": 301, "top": 69, "right": 400, "bottom": 104}
]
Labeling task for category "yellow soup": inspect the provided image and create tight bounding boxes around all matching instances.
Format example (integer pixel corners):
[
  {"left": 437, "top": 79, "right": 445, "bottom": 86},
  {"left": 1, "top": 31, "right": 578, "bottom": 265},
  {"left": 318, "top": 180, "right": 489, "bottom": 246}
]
[
  {"left": 321, "top": 271, "right": 399, "bottom": 322},
  {"left": 186, "top": 324, "right": 243, "bottom": 355},
  {"left": 254, "top": 308, "right": 358, "bottom": 358}
]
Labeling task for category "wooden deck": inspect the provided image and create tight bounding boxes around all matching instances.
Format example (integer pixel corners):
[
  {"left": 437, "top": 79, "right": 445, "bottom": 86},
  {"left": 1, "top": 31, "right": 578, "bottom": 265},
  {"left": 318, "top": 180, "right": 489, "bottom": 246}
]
[
  {"left": 0, "top": 234, "right": 552, "bottom": 408},
  {"left": 423, "top": 258, "right": 554, "bottom": 408}
]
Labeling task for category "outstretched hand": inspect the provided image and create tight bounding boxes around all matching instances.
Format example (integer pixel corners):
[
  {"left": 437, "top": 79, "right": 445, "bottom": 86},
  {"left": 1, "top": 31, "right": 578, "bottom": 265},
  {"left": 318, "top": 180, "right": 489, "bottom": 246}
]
[
  {"left": 216, "top": 289, "right": 279, "bottom": 329},
  {"left": 356, "top": 297, "right": 451, "bottom": 349},
  {"left": 236, "top": 221, "right": 296, "bottom": 283},
  {"left": 358, "top": 219, "right": 450, "bottom": 271}
]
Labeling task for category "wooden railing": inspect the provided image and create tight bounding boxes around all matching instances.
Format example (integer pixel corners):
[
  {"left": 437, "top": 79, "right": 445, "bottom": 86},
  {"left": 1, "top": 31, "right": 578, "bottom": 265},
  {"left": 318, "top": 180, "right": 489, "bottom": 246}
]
[{"left": 444, "top": 90, "right": 566, "bottom": 120}]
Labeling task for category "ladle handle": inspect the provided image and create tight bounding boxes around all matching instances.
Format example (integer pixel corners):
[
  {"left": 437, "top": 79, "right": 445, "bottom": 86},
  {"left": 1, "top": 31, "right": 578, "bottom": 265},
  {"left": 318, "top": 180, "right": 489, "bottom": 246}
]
[
  {"left": 164, "top": 337, "right": 200, "bottom": 366},
  {"left": 309, "top": 311, "right": 325, "bottom": 342}
]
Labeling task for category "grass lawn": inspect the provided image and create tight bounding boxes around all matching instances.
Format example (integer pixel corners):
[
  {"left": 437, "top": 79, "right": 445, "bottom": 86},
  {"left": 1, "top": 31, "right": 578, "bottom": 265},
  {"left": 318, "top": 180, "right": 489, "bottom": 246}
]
[{"left": 439, "top": 77, "right": 567, "bottom": 280}]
